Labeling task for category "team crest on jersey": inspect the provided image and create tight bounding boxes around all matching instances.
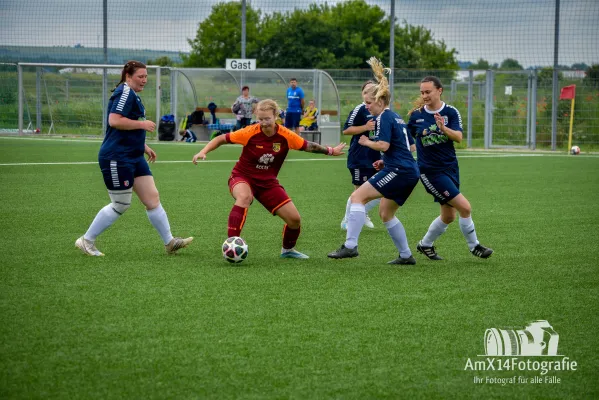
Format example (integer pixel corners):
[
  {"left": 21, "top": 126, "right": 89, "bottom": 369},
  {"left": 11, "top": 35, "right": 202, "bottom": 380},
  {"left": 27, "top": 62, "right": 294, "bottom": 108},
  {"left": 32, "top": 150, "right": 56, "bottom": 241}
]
[
  {"left": 443, "top": 116, "right": 448, "bottom": 126},
  {"left": 443, "top": 190, "right": 450, "bottom": 197},
  {"left": 272, "top": 143, "right": 281, "bottom": 152},
  {"left": 124, "top": 180, "right": 130, "bottom": 187}
]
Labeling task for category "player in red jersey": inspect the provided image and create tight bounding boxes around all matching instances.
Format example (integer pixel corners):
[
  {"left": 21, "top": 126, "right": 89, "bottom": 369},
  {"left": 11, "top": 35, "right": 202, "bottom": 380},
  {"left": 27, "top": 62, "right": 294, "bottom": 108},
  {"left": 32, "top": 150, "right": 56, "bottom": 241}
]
[{"left": 192, "top": 99, "right": 346, "bottom": 259}]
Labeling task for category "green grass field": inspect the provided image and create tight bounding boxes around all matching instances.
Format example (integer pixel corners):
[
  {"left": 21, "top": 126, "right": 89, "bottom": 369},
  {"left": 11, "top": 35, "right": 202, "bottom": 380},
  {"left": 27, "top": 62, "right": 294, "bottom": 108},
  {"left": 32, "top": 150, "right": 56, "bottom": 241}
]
[{"left": 1, "top": 137, "right": 598, "bottom": 399}]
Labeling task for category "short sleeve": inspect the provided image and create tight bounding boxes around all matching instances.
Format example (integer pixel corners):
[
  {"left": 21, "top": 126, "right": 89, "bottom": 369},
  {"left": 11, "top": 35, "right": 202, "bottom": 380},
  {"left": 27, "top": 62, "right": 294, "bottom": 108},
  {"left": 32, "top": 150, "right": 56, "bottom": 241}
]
[
  {"left": 279, "top": 126, "right": 307, "bottom": 150},
  {"left": 110, "top": 86, "right": 135, "bottom": 116},
  {"left": 226, "top": 125, "right": 258, "bottom": 146},
  {"left": 376, "top": 113, "right": 392, "bottom": 143},
  {"left": 447, "top": 108, "right": 463, "bottom": 132}
]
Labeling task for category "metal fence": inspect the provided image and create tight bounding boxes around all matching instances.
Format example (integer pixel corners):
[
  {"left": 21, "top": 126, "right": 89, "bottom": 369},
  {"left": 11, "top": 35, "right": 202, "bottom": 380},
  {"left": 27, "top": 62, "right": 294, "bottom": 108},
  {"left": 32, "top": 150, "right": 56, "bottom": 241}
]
[{"left": 2, "top": 63, "right": 596, "bottom": 151}]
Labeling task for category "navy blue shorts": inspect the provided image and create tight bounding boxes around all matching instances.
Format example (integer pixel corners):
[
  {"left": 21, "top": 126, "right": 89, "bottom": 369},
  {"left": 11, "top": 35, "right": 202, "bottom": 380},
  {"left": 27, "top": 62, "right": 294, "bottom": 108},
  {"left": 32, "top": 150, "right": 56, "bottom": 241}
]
[
  {"left": 368, "top": 167, "right": 419, "bottom": 206},
  {"left": 419, "top": 170, "right": 460, "bottom": 204},
  {"left": 348, "top": 167, "right": 378, "bottom": 186},
  {"left": 99, "top": 158, "right": 152, "bottom": 190},
  {"left": 284, "top": 112, "right": 302, "bottom": 129}
]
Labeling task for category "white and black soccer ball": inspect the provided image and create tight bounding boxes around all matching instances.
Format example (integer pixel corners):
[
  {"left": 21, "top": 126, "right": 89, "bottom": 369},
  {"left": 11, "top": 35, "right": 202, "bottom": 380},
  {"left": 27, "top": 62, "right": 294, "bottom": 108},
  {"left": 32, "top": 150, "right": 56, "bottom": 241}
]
[
  {"left": 222, "top": 236, "right": 248, "bottom": 264},
  {"left": 570, "top": 145, "right": 581, "bottom": 155}
]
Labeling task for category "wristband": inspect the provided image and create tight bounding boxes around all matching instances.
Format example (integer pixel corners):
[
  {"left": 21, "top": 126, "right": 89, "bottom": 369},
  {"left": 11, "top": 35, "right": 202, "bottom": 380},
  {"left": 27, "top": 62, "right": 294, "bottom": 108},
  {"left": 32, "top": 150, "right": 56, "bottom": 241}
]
[{"left": 327, "top": 146, "right": 333, "bottom": 156}]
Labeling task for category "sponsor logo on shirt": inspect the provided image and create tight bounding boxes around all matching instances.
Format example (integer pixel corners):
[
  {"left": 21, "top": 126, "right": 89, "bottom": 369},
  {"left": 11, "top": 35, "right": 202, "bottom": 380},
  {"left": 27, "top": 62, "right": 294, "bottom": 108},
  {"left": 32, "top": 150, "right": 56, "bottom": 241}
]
[{"left": 257, "top": 153, "right": 275, "bottom": 170}]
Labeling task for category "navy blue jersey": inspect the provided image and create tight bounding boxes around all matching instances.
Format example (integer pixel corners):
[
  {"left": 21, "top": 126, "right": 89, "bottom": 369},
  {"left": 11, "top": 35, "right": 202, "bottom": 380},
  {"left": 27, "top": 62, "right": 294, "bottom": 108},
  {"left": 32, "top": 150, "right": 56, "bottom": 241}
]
[
  {"left": 408, "top": 102, "right": 462, "bottom": 173},
  {"left": 99, "top": 83, "right": 147, "bottom": 161},
  {"left": 374, "top": 108, "right": 416, "bottom": 170},
  {"left": 344, "top": 103, "right": 381, "bottom": 169}
]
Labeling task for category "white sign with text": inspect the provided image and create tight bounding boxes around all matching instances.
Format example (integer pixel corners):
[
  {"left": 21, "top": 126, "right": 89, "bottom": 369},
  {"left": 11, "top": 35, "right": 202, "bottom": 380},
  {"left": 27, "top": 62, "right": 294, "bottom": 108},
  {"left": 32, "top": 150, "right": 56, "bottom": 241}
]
[{"left": 226, "top": 59, "right": 256, "bottom": 71}]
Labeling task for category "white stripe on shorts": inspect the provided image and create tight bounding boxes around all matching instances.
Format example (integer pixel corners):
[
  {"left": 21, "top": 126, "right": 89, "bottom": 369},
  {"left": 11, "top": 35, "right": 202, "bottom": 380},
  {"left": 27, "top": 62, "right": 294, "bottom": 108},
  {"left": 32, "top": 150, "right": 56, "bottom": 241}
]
[{"left": 110, "top": 160, "right": 120, "bottom": 188}]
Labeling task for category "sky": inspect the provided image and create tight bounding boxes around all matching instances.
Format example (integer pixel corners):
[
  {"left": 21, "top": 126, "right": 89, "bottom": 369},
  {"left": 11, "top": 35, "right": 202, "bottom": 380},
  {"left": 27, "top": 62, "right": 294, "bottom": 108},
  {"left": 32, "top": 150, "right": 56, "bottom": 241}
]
[{"left": 0, "top": 0, "right": 597, "bottom": 67}]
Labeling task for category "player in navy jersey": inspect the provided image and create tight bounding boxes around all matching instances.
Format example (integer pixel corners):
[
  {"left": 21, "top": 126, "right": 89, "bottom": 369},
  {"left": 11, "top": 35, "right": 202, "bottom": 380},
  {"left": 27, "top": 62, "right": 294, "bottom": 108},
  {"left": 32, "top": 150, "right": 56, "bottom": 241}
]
[
  {"left": 328, "top": 57, "right": 420, "bottom": 265},
  {"left": 408, "top": 76, "right": 493, "bottom": 260},
  {"left": 339, "top": 80, "right": 380, "bottom": 230},
  {"left": 192, "top": 99, "right": 346, "bottom": 259},
  {"left": 75, "top": 61, "right": 192, "bottom": 256}
]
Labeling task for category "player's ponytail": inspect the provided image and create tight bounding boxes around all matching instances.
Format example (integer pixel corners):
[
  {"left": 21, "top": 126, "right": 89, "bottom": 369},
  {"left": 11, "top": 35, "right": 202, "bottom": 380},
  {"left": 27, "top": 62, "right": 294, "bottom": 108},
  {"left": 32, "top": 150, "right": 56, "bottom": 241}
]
[
  {"left": 365, "top": 57, "right": 391, "bottom": 106},
  {"left": 112, "top": 60, "right": 147, "bottom": 92}
]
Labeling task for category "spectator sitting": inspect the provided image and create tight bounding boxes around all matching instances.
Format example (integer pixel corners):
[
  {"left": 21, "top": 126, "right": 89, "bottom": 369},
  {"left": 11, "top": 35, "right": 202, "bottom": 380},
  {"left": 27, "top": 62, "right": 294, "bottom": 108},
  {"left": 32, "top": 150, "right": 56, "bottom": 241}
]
[
  {"left": 299, "top": 100, "right": 319, "bottom": 132},
  {"left": 231, "top": 86, "right": 259, "bottom": 130},
  {"left": 179, "top": 129, "right": 197, "bottom": 143}
]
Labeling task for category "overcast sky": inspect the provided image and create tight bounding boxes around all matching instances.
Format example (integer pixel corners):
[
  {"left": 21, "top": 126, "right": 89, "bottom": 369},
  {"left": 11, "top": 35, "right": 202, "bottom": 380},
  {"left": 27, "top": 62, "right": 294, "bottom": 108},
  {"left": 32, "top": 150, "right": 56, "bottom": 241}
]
[{"left": 1, "top": 0, "right": 597, "bottom": 67}]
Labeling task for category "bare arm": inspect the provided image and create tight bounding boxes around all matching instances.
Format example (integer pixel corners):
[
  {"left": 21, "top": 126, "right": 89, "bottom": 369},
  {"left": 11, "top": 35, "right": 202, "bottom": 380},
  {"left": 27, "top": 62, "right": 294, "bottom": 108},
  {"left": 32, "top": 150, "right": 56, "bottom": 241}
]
[
  {"left": 109, "top": 113, "right": 155, "bottom": 132},
  {"left": 303, "top": 141, "right": 346, "bottom": 156},
  {"left": 192, "top": 134, "right": 227, "bottom": 164}
]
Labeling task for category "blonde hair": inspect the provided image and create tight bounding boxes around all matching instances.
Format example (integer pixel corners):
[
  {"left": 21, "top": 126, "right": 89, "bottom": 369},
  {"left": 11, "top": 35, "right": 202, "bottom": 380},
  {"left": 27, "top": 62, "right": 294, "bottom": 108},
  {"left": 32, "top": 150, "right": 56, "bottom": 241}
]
[
  {"left": 256, "top": 99, "right": 280, "bottom": 116},
  {"left": 362, "top": 57, "right": 391, "bottom": 106}
]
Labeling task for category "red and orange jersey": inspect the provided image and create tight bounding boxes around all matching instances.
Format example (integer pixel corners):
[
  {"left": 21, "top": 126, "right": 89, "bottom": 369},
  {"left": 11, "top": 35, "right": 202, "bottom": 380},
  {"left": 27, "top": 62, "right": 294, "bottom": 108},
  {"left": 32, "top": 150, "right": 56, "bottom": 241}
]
[{"left": 225, "top": 124, "right": 307, "bottom": 181}]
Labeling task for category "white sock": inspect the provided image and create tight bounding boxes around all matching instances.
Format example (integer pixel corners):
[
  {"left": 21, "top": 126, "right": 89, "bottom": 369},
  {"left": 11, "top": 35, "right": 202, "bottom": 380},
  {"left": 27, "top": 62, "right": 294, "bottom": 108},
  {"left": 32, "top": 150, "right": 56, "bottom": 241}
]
[
  {"left": 365, "top": 198, "right": 381, "bottom": 214},
  {"left": 343, "top": 196, "right": 351, "bottom": 221},
  {"left": 421, "top": 216, "right": 449, "bottom": 247},
  {"left": 84, "top": 204, "right": 121, "bottom": 241},
  {"left": 146, "top": 203, "right": 174, "bottom": 245},
  {"left": 344, "top": 203, "right": 365, "bottom": 249},
  {"left": 459, "top": 216, "right": 479, "bottom": 251},
  {"left": 385, "top": 217, "right": 412, "bottom": 258}
]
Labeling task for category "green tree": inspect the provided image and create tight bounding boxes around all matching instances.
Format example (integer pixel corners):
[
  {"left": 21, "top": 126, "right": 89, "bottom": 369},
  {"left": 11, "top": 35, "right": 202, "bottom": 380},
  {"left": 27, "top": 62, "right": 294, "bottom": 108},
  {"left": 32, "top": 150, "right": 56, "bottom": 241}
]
[
  {"left": 184, "top": 0, "right": 458, "bottom": 70},
  {"left": 182, "top": 1, "right": 261, "bottom": 67},
  {"left": 499, "top": 58, "right": 523, "bottom": 70},
  {"left": 470, "top": 58, "right": 491, "bottom": 69},
  {"left": 146, "top": 56, "right": 175, "bottom": 67},
  {"left": 584, "top": 64, "right": 599, "bottom": 89}
]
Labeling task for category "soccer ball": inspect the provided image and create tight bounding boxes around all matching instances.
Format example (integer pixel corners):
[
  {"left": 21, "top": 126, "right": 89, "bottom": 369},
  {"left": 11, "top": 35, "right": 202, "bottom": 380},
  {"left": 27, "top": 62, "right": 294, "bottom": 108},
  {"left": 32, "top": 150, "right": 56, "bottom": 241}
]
[
  {"left": 222, "top": 236, "right": 248, "bottom": 264},
  {"left": 570, "top": 145, "right": 581, "bottom": 155}
]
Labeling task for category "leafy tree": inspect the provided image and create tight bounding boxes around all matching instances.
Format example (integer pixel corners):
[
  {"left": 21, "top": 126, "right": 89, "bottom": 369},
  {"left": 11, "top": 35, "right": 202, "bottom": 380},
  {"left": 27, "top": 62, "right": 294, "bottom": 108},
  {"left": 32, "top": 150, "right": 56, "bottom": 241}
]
[
  {"left": 146, "top": 56, "right": 175, "bottom": 67},
  {"left": 537, "top": 67, "right": 563, "bottom": 87},
  {"left": 584, "top": 64, "right": 599, "bottom": 89},
  {"left": 470, "top": 58, "right": 491, "bottom": 70},
  {"left": 182, "top": 1, "right": 261, "bottom": 67},
  {"left": 499, "top": 58, "right": 523, "bottom": 70},
  {"left": 571, "top": 62, "right": 588, "bottom": 70},
  {"left": 184, "top": 0, "right": 458, "bottom": 70}
]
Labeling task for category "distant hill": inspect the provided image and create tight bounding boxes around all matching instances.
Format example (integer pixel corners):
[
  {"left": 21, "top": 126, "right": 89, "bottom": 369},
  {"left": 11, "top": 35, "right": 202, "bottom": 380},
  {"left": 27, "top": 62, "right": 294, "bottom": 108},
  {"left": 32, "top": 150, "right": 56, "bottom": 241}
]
[{"left": 0, "top": 45, "right": 186, "bottom": 65}]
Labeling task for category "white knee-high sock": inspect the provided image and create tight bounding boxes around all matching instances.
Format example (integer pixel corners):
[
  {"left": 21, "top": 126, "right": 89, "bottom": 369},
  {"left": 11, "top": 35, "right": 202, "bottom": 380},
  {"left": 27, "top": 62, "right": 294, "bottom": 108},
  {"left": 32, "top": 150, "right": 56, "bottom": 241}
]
[
  {"left": 84, "top": 204, "right": 121, "bottom": 241},
  {"left": 421, "top": 216, "right": 449, "bottom": 247},
  {"left": 343, "top": 196, "right": 352, "bottom": 221},
  {"left": 364, "top": 198, "right": 381, "bottom": 214},
  {"left": 385, "top": 217, "right": 412, "bottom": 258},
  {"left": 147, "top": 204, "right": 174, "bottom": 245},
  {"left": 459, "top": 216, "right": 479, "bottom": 251},
  {"left": 344, "top": 203, "right": 365, "bottom": 249}
]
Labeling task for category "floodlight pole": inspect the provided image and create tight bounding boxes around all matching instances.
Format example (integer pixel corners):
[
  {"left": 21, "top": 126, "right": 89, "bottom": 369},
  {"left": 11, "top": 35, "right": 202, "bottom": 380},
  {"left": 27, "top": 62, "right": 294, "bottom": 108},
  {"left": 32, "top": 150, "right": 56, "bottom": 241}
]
[
  {"left": 389, "top": 0, "right": 395, "bottom": 109},
  {"left": 241, "top": 0, "right": 246, "bottom": 88},
  {"left": 551, "top": 0, "right": 560, "bottom": 151},
  {"left": 102, "top": 0, "right": 108, "bottom": 136}
]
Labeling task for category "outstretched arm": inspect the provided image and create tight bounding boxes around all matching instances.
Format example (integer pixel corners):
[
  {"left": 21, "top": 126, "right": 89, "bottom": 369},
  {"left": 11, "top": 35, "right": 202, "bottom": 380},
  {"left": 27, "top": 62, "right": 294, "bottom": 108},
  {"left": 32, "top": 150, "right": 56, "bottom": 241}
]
[
  {"left": 303, "top": 141, "right": 346, "bottom": 156},
  {"left": 192, "top": 134, "right": 227, "bottom": 164}
]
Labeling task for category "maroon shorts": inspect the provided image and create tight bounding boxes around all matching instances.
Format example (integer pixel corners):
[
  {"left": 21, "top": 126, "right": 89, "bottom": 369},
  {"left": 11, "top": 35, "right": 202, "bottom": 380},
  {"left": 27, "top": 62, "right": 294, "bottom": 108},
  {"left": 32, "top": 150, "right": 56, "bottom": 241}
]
[{"left": 228, "top": 174, "right": 292, "bottom": 215}]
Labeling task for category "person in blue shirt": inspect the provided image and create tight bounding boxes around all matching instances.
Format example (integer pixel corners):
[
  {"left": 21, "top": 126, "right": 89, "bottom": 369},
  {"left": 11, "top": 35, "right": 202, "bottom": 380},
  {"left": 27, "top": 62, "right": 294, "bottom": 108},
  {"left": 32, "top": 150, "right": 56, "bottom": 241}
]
[
  {"left": 75, "top": 60, "right": 193, "bottom": 256},
  {"left": 408, "top": 76, "right": 493, "bottom": 260},
  {"left": 339, "top": 81, "right": 380, "bottom": 230},
  {"left": 284, "top": 78, "right": 304, "bottom": 134},
  {"left": 328, "top": 57, "right": 420, "bottom": 265}
]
